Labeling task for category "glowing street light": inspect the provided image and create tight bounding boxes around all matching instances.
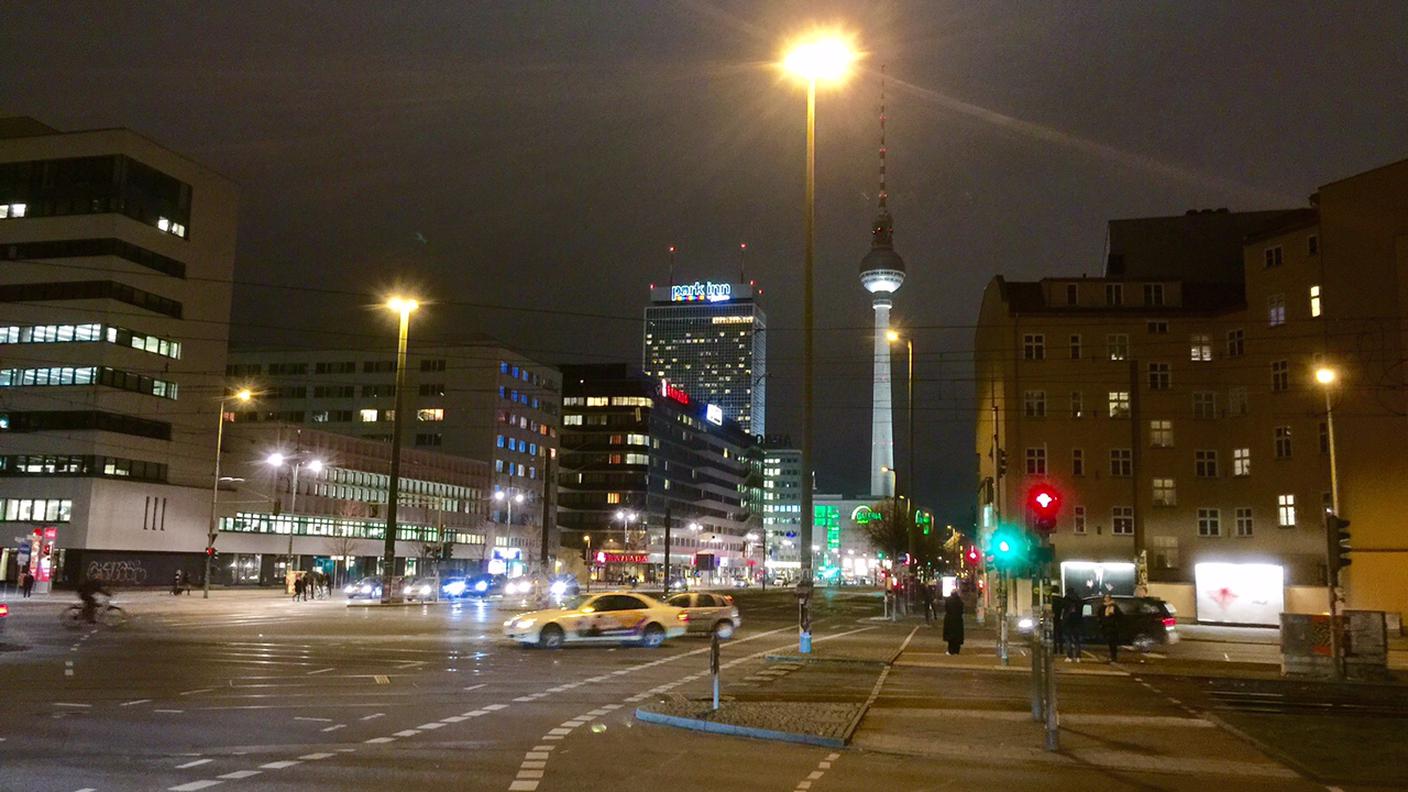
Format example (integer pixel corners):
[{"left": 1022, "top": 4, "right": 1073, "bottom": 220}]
[
  {"left": 265, "top": 450, "right": 326, "bottom": 575},
  {"left": 781, "top": 27, "right": 859, "bottom": 655},
  {"left": 381, "top": 295, "right": 421, "bottom": 603},
  {"left": 1316, "top": 367, "right": 1336, "bottom": 385},
  {"left": 1316, "top": 364, "right": 1344, "bottom": 677},
  {"left": 205, "top": 387, "right": 254, "bottom": 598}
]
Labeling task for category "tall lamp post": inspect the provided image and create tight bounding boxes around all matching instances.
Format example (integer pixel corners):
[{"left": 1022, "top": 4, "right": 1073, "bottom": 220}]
[
  {"left": 205, "top": 387, "right": 252, "bottom": 598},
  {"left": 382, "top": 296, "right": 419, "bottom": 604},
  {"left": 886, "top": 330, "right": 916, "bottom": 573},
  {"left": 782, "top": 29, "right": 857, "bottom": 654},
  {"left": 494, "top": 489, "right": 525, "bottom": 574},
  {"left": 266, "top": 451, "right": 324, "bottom": 579},
  {"left": 1316, "top": 366, "right": 1343, "bottom": 677}
]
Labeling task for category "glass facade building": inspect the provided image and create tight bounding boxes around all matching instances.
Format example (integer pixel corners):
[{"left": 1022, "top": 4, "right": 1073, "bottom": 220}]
[{"left": 642, "top": 281, "right": 766, "bottom": 436}]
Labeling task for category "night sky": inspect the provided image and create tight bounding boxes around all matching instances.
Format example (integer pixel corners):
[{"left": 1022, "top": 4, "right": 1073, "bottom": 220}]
[{"left": 4, "top": 2, "right": 1406, "bottom": 521}]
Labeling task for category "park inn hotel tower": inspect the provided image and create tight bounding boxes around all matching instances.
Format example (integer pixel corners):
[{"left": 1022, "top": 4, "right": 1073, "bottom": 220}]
[
  {"left": 0, "top": 117, "right": 237, "bottom": 586},
  {"left": 643, "top": 280, "right": 766, "bottom": 436},
  {"left": 975, "top": 156, "right": 1408, "bottom": 626}
]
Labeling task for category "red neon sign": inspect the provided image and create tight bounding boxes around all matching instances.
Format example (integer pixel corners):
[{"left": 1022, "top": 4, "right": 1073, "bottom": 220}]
[{"left": 659, "top": 379, "right": 690, "bottom": 405}]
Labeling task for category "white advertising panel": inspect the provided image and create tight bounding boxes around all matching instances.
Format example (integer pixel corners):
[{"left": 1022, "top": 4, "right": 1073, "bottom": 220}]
[{"left": 1194, "top": 562, "right": 1284, "bottom": 625}]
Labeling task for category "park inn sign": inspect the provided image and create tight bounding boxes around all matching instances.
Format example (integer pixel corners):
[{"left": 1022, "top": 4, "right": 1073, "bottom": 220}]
[{"left": 670, "top": 281, "right": 732, "bottom": 303}]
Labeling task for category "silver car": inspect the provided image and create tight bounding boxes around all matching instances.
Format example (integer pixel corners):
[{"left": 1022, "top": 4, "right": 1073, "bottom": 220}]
[{"left": 665, "top": 592, "right": 741, "bottom": 639}]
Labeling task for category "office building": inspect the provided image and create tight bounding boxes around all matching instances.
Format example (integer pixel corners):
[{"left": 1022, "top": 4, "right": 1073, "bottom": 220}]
[
  {"left": 213, "top": 423, "right": 491, "bottom": 585},
  {"left": 224, "top": 343, "right": 560, "bottom": 566},
  {"left": 0, "top": 117, "right": 237, "bottom": 587},
  {"left": 975, "top": 157, "right": 1408, "bottom": 624},
  {"left": 761, "top": 440, "right": 802, "bottom": 575},
  {"left": 642, "top": 280, "right": 766, "bottom": 435},
  {"left": 556, "top": 364, "right": 760, "bottom": 585}
]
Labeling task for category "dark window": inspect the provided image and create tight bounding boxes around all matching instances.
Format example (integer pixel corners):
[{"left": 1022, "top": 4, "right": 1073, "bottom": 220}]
[
  {"left": 314, "top": 361, "right": 356, "bottom": 374},
  {"left": 418, "top": 383, "right": 446, "bottom": 397},
  {"left": 0, "top": 410, "right": 170, "bottom": 439},
  {"left": 267, "top": 362, "right": 307, "bottom": 375},
  {"left": 312, "top": 385, "right": 355, "bottom": 398},
  {"left": 420, "top": 358, "right": 446, "bottom": 372},
  {"left": 1065, "top": 283, "right": 1078, "bottom": 305},
  {"left": 0, "top": 280, "right": 181, "bottom": 318},
  {"left": 0, "top": 154, "right": 192, "bottom": 234},
  {"left": 363, "top": 360, "right": 396, "bottom": 373},
  {"left": 362, "top": 384, "right": 396, "bottom": 398},
  {"left": 2, "top": 237, "right": 186, "bottom": 278}
]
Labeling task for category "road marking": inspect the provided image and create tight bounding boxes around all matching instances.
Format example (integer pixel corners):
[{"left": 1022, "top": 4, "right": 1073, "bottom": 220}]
[
  {"left": 365, "top": 737, "right": 395, "bottom": 744},
  {"left": 374, "top": 675, "right": 390, "bottom": 685},
  {"left": 396, "top": 660, "right": 425, "bottom": 669},
  {"left": 53, "top": 703, "right": 91, "bottom": 708},
  {"left": 260, "top": 760, "right": 301, "bottom": 770},
  {"left": 394, "top": 730, "right": 419, "bottom": 737},
  {"left": 359, "top": 713, "right": 385, "bottom": 721},
  {"left": 463, "top": 683, "right": 486, "bottom": 691},
  {"left": 176, "top": 759, "right": 213, "bottom": 769},
  {"left": 121, "top": 699, "right": 152, "bottom": 707},
  {"left": 154, "top": 709, "right": 185, "bottom": 713},
  {"left": 169, "top": 781, "right": 223, "bottom": 791},
  {"left": 72, "top": 788, "right": 97, "bottom": 792},
  {"left": 321, "top": 724, "right": 346, "bottom": 733},
  {"left": 513, "top": 696, "right": 535, "bottom": 702},
  {"left": 294, "top": 716, "right": 334, "bottom": 722},
  {"left": 217, "top": 770, "right": 261, "bottom": 780},
  {"left": 526, "top": 752, "right": 550, "bottom": 760},
  {"left": 180, "top": 688, "right": 216, "bottom": 696},
  {"left": 306, "top": 667, "right": 336, "bottom": 675},
  {"left": 300, "top": 752, "right": 336, "bottom": 760},
  {"left": 484, "top": 704, "right": 508, "bottom": 711},
  {"left": 521, "top": 761, "right": 546, "bottom": 769},
  {"left": 417, "top": 722, "right": 445, "bottom": 730},
  {"left": 508, "top": 782, "right": 538, "bottom": 791},
  {"left": 442, "top": 715, "right": 468, "bottom": 723}
]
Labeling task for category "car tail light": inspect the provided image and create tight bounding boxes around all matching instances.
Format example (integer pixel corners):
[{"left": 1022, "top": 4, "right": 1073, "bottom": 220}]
[
  {"left": 1162, "top": 617, "right": 1177, "bottom": 630},
  {"left": 723, "top": 595, "right": 734, "bottom": 605},
  {"left": 0, "top": 604, "right": 8, "bottom": 617},
  {"left": 677, "top": 612, "right": 689, "bottom": 622}
]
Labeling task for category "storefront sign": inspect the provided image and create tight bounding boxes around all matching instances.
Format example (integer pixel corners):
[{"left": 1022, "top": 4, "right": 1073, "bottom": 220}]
[
  {"left": 602, "top": 552, "right": 648, "bottom": 564},
  {"left": 706, "top": 404, "right": 723, "bottom": 425},
  {"left": 1059, "top": 561, "right": 1136, "bottom": 598},
  {"left": 660, "top": 379, "right": 690, "bottom": 405}
]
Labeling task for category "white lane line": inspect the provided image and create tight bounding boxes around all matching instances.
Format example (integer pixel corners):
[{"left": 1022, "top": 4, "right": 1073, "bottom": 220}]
[
  {"left": 533, "top": 745, "right": 555, "bottom": 752},
  {"left": 364, "top": 737, "right": 395, "bottom": 744},
  {"left": 180, "top": 688, "right": 216, "bottom": 696},
  {"left": 306, "top": 667, "right": 336, "bottom": 675},
  {"left": 442, "top": 715, "right": 468, "bottom": 723},
  {"left": 546, "top": 728, "right": 571, "bottom": 736},
  {"left": 294, "top": 716, "right": 334, "bottom": 722},
  {"left": 513, "top": 696, "right": 535, "bottom": 702},
  {"left": 300, "top": 753, "right": 336, "bottom": 760},
  {"left": 176, "top": 759, "right": 213, "bottom": 769},
  {"left": 359, "top": 713, "right": 385, "bottom": 721},
  {"left": 54, "top": 703, "right": 92, "bottom": 708},
  {"left": 526, "top": 752, "right": 550, "bottom": 760},
  {"left": 393, "top": 730, "right": 419, "bottom": 737},
  {"left": 321, "top": 724, "right": 346, "bottom": 733},
  {"left": 600, "top": 704, "right": 622, "bottom": 711},
  {"left": 154, "top": 709, "right": 185, "bottom": 713},
  {"left": 418, "top": 722, "right": 445, "bottom": 730},
  {"left": 516, "top": 770, "right": 545, "bottom": 779},
  {"left": 484, "top": 704, "right": 508, "bottom": 711},
  {"left": 73, "top": 788, "right": 97, "bottom": 792},
  {"left": 466, "top": 710, "right": 489, "bottom": 716},
  {"left": 508, "top": 782, "right": 538, "bottom": 791},
  {"left": 463, "top": 683, "right": 487, "bottom": 691},
  {"left": 217, "top": 770, "right": 261, "bottom": 780},
  {"left": 259, "top": 760, "right": 301, "bottom": 770},
  {"left": 520, "top": 761, "right": 546, "bottom": 769},
  {"left": 121, "top": 699, "right": 152, "bottom": 707},
  {"left": 169, "top": 781, "right": 224, "bottom": 791}
]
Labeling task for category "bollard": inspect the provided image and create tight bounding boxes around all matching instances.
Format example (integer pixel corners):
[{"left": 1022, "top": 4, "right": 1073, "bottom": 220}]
[{"left": 710, "top": 630, "right": 721, "bottom": 710}]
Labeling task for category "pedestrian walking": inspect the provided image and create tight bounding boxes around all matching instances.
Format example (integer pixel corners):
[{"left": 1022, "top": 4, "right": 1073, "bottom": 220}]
[
  {"left": 172, "top": 570, "right": 184, "bottom": 596},
  {"left": 20, "top": 566, "right": 34, "bottom": 598},
  {"left": 307, "top": 572, "right": 318, "bottom": 600},
  {"left": 919, "top": 579, "right": 935, "bottom": 626},
  {"left": 1063, "top": 598, "right": 1085, "bottom": 662},
  {"left": 942, "top": 590, "right": 965, "bottom": 655},
  {"left": 326, "top": 571, "right": 335, "bottom": 597},
  {"left": 293, "top": 575, "right": 305, "bottom": 602},
  {"left": 1099, "top": 593, "right": 1122, "bottom": 662}
]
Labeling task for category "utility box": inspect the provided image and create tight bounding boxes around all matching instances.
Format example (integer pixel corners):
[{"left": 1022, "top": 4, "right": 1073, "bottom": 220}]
[{"left": 1281, "top": 610, "right": 1389, "bottom": 680}]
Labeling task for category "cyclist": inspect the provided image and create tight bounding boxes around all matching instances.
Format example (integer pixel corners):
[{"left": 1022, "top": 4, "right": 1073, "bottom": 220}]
[{"left": 76, "top": 572, "right": 112, "bottom": 624}]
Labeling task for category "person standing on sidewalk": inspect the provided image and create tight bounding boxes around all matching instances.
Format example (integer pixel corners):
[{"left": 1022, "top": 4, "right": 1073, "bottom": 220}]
[
  {"left": 1099, "top": 594, "right": 1122, "bottom": 662},
  {"left": 920, "top": 579, "right": 935, "bottom": 625},
  {"left": 942, "top": 590, "right": 965, "bottom": 655},
  {"left": 20, "top": 566, "right": 34, "bottom": 598},
  {"left": 1063, "top": 598, "right": 1084, "bottom": 661},
  {"left": 293, "top": 574, "right": 305, "bottom": 602},
  {"left": 1051, "top": 593, "right": 1065, "bottom": 655}
]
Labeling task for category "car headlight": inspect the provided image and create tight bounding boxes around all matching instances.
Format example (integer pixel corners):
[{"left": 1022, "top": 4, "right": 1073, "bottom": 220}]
[
  {"left": 419, "top": 585, "right": 431, "bottom": 595},
  {"left": 359, "top": 585, "right": 372, "bottom": 594},
  {"left": 508, "top": 617, "right": 536, "bottom": 630},
  {"left": 343, "top": 585, "right": 355, "bottom": 593},
  {"left": 444, "top": 581, "right": 467, "bottom": 596},
  {"left": 474, "top": 581, "right": 488, "bottom": 592},
  {"left": 1017, "top": 617, "right": 1034, "bottom": 631},
  {"left": 549, "top": 581, "right": 567, "bottom": 595}
]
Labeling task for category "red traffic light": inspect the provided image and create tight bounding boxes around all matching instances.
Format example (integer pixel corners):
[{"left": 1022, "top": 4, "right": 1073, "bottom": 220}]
[
  {"left": 965, "top": 545, "right": 980, "bottom": 567},
  {"left": 1028, "top": 484, "right": 1060, "bottom": 516},
  {"left": 205, "top": 547, "right": 216, "bottom": 557}
]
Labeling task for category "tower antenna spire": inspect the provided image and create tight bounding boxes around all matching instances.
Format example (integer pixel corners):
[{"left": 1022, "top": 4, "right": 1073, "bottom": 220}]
[
  {"left": 738, "top": 242, "right": 747, "bottom": 283},
  {"left": 668, "top": 244, "right": 677, "bottom": 287},
  {"left": 878, "top": 64, "right": 887, "bottom": 213}
]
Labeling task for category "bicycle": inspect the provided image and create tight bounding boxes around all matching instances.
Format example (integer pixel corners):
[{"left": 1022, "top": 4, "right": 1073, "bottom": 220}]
[{"left": 59, "top": 602, "right": 128, "bottom": 629}]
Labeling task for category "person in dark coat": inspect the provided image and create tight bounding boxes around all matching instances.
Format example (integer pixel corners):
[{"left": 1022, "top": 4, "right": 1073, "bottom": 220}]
[
  {"left": 1098, "top": 593, "right": 1122, "bottom": 662},
  {"left": 1063, "top": 598, "right": 1085, "bottom": 661},
  {"left": 1051, "top": 594, "right": 1065, "bottom": 654},
  {"left": 20, "top": 565, "right": 34, "bottom": 598},
  {"left": 942, "top": 591, "right": 965, "bottom": 655},
  {"left": 919, "top": 580, "right": 935, "bottom": 625},
  {"left": 293, "top": 575, "right": 305, "bottom": 602}
]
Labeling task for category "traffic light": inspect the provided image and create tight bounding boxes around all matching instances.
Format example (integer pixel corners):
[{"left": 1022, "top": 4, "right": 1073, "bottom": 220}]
[
  {"left": 1327, "top": 514, "right": 1351, "bottom": 579},
  {"left": 915, "top": 510, "right": 933, "bottom": 536},
  {"left": 988, "top": 525, "right": 1031, "bottom": 573},
  {"left": 1027, "top": 484, "right": 1061, "bottom": 535},
  {"left": 965, "top": 545, "right": 980, "bottom": 567},
  {"left": 205, "top": 547, "right": 215, "bottom": 557},
  {"left": 997, "top": 449, "right": 1008, "bottom": 478}
]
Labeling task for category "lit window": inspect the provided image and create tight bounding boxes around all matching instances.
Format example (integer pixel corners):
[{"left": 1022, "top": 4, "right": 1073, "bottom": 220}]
[
  {"left": 1190, "top": 335, "right": 1212, "bottom": 362},
  {"left": 359, "top": 409, "right": 378, "bottom": 423},
  {"left": 1277, "top": 494, "right": 1296, "bottom": 527},
  {"left": 1149, "top": 419, "right": 1173, "bottom": 448},
  {"left": 1268, "top": 294, "right": 1286, "bottom": 327},
  {"left": 1153, "top": 478, "right": 1177, "bottom": 506},
  {"left": 1233, "top": 447, "right": 1250, "bottom": 476},
  {"left": 416, "top": 408, "right": 444, "bottom": 422},
  {"left": 1310, "top": 285, "right": 1321, "bottom": 318},
  {"left": 1107, "top": 391, "right": 1130, "bottom": 418},
  {"left": 157, "top": 217, "right": 171, "bottom": 232}
]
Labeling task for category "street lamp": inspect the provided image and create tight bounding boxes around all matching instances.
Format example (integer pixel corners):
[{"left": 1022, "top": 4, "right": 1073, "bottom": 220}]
[
  {"left": 782, "top": 28, "right": 858, "bottom": 654},
  {"left": 886, "top": 330, "right": 916, "bottom": 574},
  {"left": 265, "top": 451, "right": 324, "bottom": 582},
  {"left": 205, "top": 387, "right": 252, "bottom": 598},
  {"left": 1316, "top": 365, "right": 1344, "bottom": 677},
  {"left": 382, "top": 295, "right": 419, "bottom": 603}
]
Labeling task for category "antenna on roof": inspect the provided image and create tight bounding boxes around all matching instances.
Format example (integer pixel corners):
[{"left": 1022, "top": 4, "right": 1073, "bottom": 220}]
[{"left": 738, "top": 242, "right": 747, "bottom": 283}]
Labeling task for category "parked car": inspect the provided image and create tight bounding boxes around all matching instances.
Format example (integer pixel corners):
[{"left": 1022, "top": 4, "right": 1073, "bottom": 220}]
[
  {"left": 1078, "top": 595, "right": 1179, "bottom": 651},
  {"left": 665, "top": 592, "right": 741, "bottom": 639},
  {"left": 504, "top": 591, "right": 688, "bottom": 649},
  {"left": 344, "top": 576, "right": 383, "bottom": 600}
]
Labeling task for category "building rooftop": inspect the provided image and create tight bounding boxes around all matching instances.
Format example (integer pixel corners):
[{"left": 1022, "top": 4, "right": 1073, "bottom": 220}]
[{"left": 1104, "top": 208, "right": 1307, "bottom": 283}]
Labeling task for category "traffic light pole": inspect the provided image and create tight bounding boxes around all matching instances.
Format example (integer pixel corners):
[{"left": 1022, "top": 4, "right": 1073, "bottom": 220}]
[{"left": 1324, "top": 386, "right": 1343, "bottom": 680}]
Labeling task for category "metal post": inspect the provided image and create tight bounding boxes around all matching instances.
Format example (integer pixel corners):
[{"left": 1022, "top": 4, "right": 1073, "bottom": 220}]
[
  {"left": 662, "top": 502, "right": 672, "bottom": 596},
  {"left": 286, "top": 460, "right": 302, "bottom": 572},
  {"left": 1324, "top": 386, "right": 1343, "bottom": 679},
  {"left": 381, "top": 307, "right": 412, "bottom": 604},
  {"left": 997, "top": 572, "right": 1009, "bottom": 665},
  {"left": 204, "top": 397, "right": 227, "bottom": 599},
  {"left": 905, "top": 339, "right": 915, "bottom": 582},
  {"left": 711, "top": 629, "right": 721, "bottom": 710},
  {"left": 1031, "top": 571, "right": 1044, "bottom": 721},
  {"left": 1042, "top": 539, "right": 1060, "bottom": 750},
  {"left": 798, "top": 77, "right": 816, "bottom": 654}
]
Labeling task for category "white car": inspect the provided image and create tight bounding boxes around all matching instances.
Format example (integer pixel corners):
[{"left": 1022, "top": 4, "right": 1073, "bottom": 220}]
[
  {"left": 665, "top": 592, "right": 741, "bottom": 639},
  {"left": 504, "top": 591, "right": 688, "bottom": 649}
]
